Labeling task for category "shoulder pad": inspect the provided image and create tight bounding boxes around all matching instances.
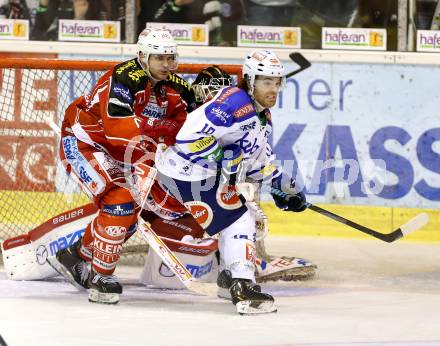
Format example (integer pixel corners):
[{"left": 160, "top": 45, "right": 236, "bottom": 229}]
[
  {"left": 204, "top": 101, "right": 234, "bottom": 127},
  {"left": 214, "top": 87, "right": 241, "bottom": 104},
  {"left": 213, "top": 87, "right": 256, "bottom": 121}
]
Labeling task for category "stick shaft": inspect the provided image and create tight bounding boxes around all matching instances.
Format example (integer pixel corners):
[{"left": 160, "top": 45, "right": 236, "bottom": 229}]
[{"left": 307, "top": 203, "right": 402, "bottom": 243}]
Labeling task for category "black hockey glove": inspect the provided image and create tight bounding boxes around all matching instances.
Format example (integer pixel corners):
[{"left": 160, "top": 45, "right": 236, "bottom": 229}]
[{"left": 271, "top": 175, "right": 307, "bottom": 212}]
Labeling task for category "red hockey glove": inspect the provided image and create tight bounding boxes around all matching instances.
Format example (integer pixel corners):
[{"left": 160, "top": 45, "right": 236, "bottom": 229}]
[{"left": 141, "top": 118, "right": 180, "bottom": 146}]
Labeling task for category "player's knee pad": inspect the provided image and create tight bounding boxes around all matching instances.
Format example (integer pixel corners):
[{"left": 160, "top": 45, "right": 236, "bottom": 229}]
[
  {"left": 218, "top": 211, "right": 256, "bottom": 281},
  {"left": 91, "top": 207, "right": 138, "bottom": 275}
]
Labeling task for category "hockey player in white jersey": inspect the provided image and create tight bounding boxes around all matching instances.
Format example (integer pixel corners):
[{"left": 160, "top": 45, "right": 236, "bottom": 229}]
[
  {"left": 190, "top": 65, "right": 316, "bottom": 283},
  {"left": 155, "top": 49, "right": 308, "bottom": 314}
]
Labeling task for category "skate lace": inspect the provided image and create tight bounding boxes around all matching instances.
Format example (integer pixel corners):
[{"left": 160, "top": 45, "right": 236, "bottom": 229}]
[
  {"left": 93, "top": 273, "right": 118, "bottom": 284},
  {"left": 75, "top": 262, "right": 89, "bottom": 282}
]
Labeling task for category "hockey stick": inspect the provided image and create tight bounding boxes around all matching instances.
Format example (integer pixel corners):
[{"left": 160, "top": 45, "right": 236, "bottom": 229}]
[
  {"left": 237, "top": 183, "right": 268, "bottom": 241},
  {"left": 285, "top": 52, "right": 311, "bottom": 79},
  {"left": 306, "top": 203, "right": 429, "bottom": 243},
  {"left": 137, "top": 221, "right": 217, "bottom": 296},
  {"left": 134, "top": 164, "right": 217, "bottom": 296}
]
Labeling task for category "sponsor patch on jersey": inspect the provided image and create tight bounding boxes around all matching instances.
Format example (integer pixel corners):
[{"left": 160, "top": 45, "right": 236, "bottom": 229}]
[
  {"left": 93, "top": 152, "right": 125, "bottom": 182},
  {"left": 178, "top": 163, "right": 193, "bottom": 176},
  {"left": 226, "top": 153, "right": 243, "bottom": 169},
  {"left": 168, "top": 73, "right": 189, "bottom": 89},
  {"left": 233, "top": 103, "right": 254, "bottom": 118},
  {"left": 115, "top": 60, "right": 137, "bottom": 75},
  {"left": 260, "top": 163, "right": 278, "bottom": 177},
  {"left": 141, "top": 94, "right": 168, "bottom": 119},
  {"left": 113, "top": 83, "right": 133, "bottom": 104},
  {"left": 240, "top": 121, "right": 256, "bottom": 131},
  {"left": 215, "top": 87, "right": 240, "bottom": 104},
  {"left": 216, "top": 185, "right": 243, "bottom": 210},
  {"left": 103, "top": 202, "right": 135, "bottom": 216},
  {"left": 235, "top": 132, "right": 260, "bottom": 155},
  {"left": 184, "top": 201, "right": 213, "bottom": 229},
  {"left": 188, "top": 136, "right": 216, "bottom": 153},
  {"left": 142, "top": 101, "right": 166, "bottom": 119},
  {"left": 62, "top": 136, "right": 78, "bottom": 161},
  {"left": 128, "top": 69, "right": 147, "bottom": 82},
  {"left": 206, "top": 106, "right": 231, "bottom": 126},
  {"left": 205, "top": 147, "right": 224, "bottom": 162},
  {"left": 62, "top": 136, "right": 105, "bottom": 195},
  {"left": 104, "top": 226, "right": 126, "bottom": 237},
  {"left": 145, "top": 196, "right": 184, "bottom": 220}
]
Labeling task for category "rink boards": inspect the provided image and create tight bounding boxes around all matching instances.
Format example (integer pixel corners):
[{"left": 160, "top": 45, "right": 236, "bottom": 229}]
[{"left": 0, "top": 190, "right": 437, "bottom": 242}]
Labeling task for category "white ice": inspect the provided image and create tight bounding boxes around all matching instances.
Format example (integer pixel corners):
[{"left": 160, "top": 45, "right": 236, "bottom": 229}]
[{"left": 1, "top": 236, "right": 440, "bottom": 346}]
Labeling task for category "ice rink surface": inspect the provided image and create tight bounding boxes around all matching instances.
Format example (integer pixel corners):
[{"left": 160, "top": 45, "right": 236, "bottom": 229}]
[{"left": 1, "top": 236, "right": 440, "bottom": 346}]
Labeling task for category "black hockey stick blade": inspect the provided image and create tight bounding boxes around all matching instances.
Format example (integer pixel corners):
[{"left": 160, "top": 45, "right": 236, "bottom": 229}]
[
  {"left": 285, "top": 52, "right": 311, "bottom": 78},
  {"left": 307, "top": 203, "right": 429, "bottom": 243}
]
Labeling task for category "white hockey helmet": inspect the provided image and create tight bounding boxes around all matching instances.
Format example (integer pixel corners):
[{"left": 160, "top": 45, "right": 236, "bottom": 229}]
[
  {"left": 242, "top": 49, "right": 285, "bottom": 94},
  {"left": 137, "top": 28, "right": 178, "bottom": 72}
]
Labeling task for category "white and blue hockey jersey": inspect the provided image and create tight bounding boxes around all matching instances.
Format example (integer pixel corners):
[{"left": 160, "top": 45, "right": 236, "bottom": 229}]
[{"left": 155, "top": 86, "right": 282, "bottom": 182}]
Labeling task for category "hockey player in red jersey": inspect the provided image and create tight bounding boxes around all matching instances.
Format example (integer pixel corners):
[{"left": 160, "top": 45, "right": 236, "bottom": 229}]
[{"left": 54, "top": 28, "right": 196, "bottom": 304}]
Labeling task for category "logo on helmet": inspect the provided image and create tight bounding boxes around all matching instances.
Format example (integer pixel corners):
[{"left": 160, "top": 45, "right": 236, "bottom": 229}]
[{"left": 251, "top": 52, "right": 266, "bottom": 61}]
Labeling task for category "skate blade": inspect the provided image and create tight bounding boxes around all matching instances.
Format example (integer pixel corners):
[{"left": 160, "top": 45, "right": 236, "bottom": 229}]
[
  {"left": 47, "top": 257, "right": 87, "bottom": 291},
  {"left": 236, "top": 300, "right": 277, "bottom": 315},
  {"left": 217, "top": 287, "right": 232, "bottom": 301},
  {"left": 88, "top": 289, "right": 119, "bottom": 305}
]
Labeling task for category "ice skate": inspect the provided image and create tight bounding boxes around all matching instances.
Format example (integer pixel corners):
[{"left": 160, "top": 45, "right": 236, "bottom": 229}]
[
  {"left": 229, "top": 278, "right": 277, "bottom": 315},
  {"left": 88, "top": 269, "right": 123, "bottom": 305},
  {"left": 217, "top": 269, "right": 261, "bottom": 301},
  {"left": 48, "top": 239, "right": 90, "bottom": 290}
]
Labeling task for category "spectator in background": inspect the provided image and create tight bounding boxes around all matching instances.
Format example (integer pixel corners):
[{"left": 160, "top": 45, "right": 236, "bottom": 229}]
[
  {"left": 138, "top": 0, "right": 243, "bottom": 46},
  {"left": 32, "top": 0, "right": 97, "bottom": 40},
  {"left": 243, "top": 0, "right": 296, "bottom": 27},
  {"left": 355, "top": 0, "right": 398, "bottom": 50},
  {"left": 431, "top": 0, "right": 440, "bottom": 30},
  {"left": 290, "top": 0, "right": 358, "bottom": 49},
  {"left": 1, "top": 0, "right": 40, "bottom": 39},
  {"left": 137, "top": 0, "right": 194, "bottom": 35},
  {"left": 0, "top": 0, "right": 39, "bottom": 26},
  {"left": 31, "top": 0, "right": 126, "bottom": 41},
  {"left": 413, "top": 0, "right": 439, "bottom": 30},
  {"left": 96, "top": 0, "right": 126, "bottom": 39}
]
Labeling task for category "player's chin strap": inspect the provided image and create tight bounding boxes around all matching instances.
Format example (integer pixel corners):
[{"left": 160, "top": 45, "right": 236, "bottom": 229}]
[{"left": 236, "top": 182, "right": 269, "bottom": 241}]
